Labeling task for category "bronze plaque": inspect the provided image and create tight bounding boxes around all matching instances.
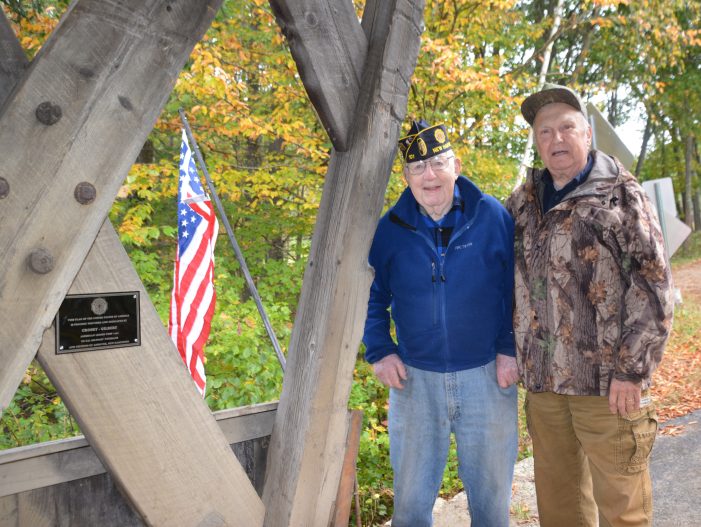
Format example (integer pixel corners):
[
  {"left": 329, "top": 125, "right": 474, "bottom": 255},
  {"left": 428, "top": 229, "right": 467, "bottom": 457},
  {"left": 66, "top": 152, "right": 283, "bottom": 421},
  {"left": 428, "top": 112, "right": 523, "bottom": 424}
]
[{"left": 56, "top": 292, "right": 140, "bottom": 354}]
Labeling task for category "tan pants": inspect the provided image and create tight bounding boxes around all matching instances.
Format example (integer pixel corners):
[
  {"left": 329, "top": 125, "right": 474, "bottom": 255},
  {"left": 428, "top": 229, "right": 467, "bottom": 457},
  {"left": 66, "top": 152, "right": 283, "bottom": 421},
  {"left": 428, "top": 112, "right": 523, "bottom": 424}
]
[{"left": 525, "top": 391, "right": 657, "bottom": 527}]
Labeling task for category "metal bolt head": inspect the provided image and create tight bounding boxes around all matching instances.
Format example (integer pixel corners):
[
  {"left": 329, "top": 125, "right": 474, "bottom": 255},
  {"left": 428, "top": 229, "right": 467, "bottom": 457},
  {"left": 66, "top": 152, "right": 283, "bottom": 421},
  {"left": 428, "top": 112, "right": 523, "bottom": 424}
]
[
  {"left": 35, "top": 101, "right": 62, "bottom": 125},
  {"left": 0, "top": 177, "right": 8, "bottom": 199},
  {"left": 74, "top": 182, "right": 97, "bottom": 204},
  {"left": 28, "top": 248, "right": 54, "bottom": 274}
]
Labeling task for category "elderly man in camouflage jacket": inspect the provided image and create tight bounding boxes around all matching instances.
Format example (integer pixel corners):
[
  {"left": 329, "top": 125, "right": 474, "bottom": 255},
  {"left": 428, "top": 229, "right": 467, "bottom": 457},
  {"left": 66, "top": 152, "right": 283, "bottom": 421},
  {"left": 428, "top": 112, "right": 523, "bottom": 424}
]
[{"left": 506, "top": 84, "right": 674, "bottom": 527}]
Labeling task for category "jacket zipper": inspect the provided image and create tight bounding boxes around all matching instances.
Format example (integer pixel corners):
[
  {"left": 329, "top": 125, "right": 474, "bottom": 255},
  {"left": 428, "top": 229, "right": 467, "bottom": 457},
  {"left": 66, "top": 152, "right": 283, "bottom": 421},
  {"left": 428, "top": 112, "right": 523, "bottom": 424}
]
[{"left": 406, "top": 196, "right": 484, "bottom": 369}]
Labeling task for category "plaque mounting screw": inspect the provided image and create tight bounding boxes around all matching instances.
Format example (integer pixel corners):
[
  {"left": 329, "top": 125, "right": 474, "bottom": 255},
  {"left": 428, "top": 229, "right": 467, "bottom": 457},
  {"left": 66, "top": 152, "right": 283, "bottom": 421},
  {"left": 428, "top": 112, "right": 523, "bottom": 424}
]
[
  {"left": 0, "top": 177, "right": 8, "bottom": 199},
  {"left": 35, "top": 101, "right": 62, "bottom": 125},
  {"left": 74, "top": 182, "right": 97, "bottom": 204},
  {"left": 28, "top": 248, "right": 54, "bottom": 274}
]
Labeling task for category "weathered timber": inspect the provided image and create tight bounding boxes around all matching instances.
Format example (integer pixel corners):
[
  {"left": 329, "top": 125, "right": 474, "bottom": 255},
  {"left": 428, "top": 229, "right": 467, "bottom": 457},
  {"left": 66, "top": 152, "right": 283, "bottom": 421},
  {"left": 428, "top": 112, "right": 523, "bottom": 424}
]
[
  {"left": 262, "top": 1, "right": 424, "bottom": 525},
  {"left": 0, "top": 403, "right": 277, "bottom": 526},
  {"left": 268, "top": 0, "right": 366, "bottom": 151},
  {"left": 0, "top": 473, "right": 144, "bottom": 527},
  {"left": 331, "top": 410, "right": 363, "bottom": 527},
  {"left": 0, "top": 402, "right": 277, "bottom": 498},
  {"left": 0, "top": 6, "right": 264, "bottom": 524},
  {"left": 35, "top": 221, "right": 263, "bottom": 526},
  {"left": 0, "top": 10, "right": 28, "bottom": 107},
  {"left": 0, "top": 0, "right": 220, "bottom": 413}
]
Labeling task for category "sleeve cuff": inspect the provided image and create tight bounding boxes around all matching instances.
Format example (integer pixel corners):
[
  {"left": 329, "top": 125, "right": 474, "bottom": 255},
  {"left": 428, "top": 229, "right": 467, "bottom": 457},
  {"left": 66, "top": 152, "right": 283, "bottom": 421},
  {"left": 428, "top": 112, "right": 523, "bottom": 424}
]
[{"left": 614, "top": 372, "right": 643, "bottom": 383}]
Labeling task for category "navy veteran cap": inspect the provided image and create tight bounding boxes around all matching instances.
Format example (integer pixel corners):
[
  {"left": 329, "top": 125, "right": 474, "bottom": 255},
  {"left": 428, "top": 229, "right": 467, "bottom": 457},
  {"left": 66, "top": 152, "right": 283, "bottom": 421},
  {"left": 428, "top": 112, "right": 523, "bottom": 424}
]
[
  {"left": 521, "top": 83, "right": 588, "bottom": 125},
  {"left": 398, "top": 119, "right": 452, "bottom": 162}
]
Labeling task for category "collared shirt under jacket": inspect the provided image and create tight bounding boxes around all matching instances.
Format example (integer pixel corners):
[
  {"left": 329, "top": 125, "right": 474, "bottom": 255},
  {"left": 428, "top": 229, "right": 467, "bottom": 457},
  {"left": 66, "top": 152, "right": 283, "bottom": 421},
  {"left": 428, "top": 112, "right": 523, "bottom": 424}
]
[
  {"left": 363, "top": 176, "right": 515, "bottom": 372},
  {"left": 506, "top": 150, "right": 674, "bottom": 396}
]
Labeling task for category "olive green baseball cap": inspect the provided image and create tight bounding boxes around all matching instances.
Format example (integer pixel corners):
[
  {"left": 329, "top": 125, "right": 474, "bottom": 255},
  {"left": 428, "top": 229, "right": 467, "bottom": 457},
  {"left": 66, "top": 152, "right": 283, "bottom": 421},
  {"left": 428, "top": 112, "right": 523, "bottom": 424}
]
[{"left": 521, "top": 83, "right": 588, "bottom": 125}]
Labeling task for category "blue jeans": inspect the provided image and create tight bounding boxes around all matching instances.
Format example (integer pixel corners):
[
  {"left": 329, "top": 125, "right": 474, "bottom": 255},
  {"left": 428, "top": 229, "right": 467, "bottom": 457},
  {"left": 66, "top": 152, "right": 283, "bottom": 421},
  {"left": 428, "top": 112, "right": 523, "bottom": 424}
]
[{"left": 389, "top": 360, "right": 518, "bottom": 527}]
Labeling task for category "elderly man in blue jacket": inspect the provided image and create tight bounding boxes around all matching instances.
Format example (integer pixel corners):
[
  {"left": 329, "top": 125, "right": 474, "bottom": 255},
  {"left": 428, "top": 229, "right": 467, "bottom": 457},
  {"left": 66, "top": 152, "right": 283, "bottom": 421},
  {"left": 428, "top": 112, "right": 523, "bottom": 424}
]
[{"left": 363, "top": 119, "right": 519, "bottom": 527}]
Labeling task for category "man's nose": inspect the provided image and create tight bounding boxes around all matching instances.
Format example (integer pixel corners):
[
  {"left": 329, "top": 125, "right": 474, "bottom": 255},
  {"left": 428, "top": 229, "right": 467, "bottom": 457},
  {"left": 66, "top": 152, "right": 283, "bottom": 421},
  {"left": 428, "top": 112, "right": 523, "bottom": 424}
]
[{"left": 423, "top": 164, "right": 437, "bottom": 178}]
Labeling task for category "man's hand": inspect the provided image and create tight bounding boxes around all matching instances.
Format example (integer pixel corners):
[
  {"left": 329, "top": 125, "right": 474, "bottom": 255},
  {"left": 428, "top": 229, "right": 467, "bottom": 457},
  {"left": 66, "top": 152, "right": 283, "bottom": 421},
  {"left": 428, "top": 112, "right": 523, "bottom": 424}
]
[
  {"left": 373, "top": 354, "right": 408, "bottom": 389},
  {"left": 609, "top": 378, "right": 642, "bottom": 416},
  {"left": 496, "top": 353, "right": 519, "bottom": 388}
]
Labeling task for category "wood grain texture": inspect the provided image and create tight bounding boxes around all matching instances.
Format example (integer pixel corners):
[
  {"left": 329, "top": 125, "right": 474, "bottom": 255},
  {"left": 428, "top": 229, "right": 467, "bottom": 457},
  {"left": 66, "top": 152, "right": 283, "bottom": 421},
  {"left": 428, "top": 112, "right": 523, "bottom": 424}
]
[
  {"left": 0, "top": 433, "right": 273, "bottom": 527},
  {"left": 332, "top": 410, "right": 363, "bottom": 527},
  {"left": 268, "top": 0, "right": 366, "bottom": 151},
  {"left": 0, "top": 10, "right": 28, "bottom": 103},
  {"left": 1, "top": 473, "right": 144, "bottom": 527},
  {"left": 262, "top": 1, "right": 424, "bottom": 525},
  {"left": 0, "top": 5, "right": 264, "bottom": 524},
  {"left": 0, "top": 402, "right": 277, "bottom": 498},
  {"left": 35, "top": 221, "right": 264, "bottom": 526},
  {"left": 0, "top": 0, "right": 221, "bottom": 413}
]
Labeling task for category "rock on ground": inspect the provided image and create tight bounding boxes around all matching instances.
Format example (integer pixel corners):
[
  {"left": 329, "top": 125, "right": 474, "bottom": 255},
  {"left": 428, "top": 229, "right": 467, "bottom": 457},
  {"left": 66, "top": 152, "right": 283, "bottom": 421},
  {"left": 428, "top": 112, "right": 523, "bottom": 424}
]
[{"left": 384, "top": 456, "right": 540, "bottom": 526}]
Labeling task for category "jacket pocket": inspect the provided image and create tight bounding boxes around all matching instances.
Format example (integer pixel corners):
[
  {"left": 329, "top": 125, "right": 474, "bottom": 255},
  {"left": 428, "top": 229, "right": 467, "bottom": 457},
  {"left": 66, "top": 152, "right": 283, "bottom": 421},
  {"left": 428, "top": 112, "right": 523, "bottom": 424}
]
[{"left": 615, "top": 406, "right": 658, "bottom": 474}]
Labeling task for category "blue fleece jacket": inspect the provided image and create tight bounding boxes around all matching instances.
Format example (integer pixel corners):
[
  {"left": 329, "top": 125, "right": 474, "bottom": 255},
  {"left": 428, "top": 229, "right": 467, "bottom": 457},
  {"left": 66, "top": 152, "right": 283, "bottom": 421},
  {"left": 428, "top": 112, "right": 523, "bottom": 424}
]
[{"left": 362, "top": 176, "right": 515, "bottom": 372}]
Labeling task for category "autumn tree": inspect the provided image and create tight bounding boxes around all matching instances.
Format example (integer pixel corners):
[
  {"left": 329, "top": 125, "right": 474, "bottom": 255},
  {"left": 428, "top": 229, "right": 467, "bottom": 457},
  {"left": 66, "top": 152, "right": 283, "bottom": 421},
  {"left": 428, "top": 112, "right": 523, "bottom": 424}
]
[{"left": 2, "top": 0, "right": 700, "bottom": 522}]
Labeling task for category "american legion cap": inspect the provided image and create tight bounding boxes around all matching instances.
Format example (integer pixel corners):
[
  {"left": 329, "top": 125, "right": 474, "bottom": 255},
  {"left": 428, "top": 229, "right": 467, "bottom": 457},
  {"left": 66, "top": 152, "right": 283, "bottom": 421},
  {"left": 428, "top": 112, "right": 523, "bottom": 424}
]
[{"left": 398, "top": 119, "right": 452, "bottom": 163}]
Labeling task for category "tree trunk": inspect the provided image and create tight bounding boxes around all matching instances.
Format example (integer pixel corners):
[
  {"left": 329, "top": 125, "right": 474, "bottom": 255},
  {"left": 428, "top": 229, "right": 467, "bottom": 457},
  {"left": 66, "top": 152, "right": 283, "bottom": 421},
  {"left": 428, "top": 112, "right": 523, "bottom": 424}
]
[
  {"left": 515, "top": 0, "right": 564, "bottom": 187},
  {"left": 684, "top": 132, "right": 694, "bottom": 229},
  {"left": 634, "top": 112, "right": 653, "bottom": 178}
]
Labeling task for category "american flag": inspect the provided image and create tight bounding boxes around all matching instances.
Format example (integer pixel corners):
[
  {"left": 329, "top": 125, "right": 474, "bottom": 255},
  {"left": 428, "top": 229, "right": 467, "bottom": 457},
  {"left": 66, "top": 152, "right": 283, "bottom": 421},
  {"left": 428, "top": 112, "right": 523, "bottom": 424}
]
[{"left": 169, "top": 130, "right": 219, "bottom": 396}]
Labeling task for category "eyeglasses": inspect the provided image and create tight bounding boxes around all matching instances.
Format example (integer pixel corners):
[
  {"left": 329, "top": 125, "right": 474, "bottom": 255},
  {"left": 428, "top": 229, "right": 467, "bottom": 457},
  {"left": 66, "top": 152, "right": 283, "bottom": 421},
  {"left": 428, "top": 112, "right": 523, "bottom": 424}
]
[{"left": 405, "top": 155, "right": 454, "bottom": 176}]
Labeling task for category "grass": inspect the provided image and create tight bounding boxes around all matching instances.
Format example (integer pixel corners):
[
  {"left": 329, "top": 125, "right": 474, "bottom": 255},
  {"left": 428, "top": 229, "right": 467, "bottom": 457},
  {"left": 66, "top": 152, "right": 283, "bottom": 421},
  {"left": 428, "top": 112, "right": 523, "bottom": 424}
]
[
  {"left": 651, "top": 299, "right": 701, "bottom": 422},
  {"left": 651, "top": 229, "right": 701, "bottom": 423}
]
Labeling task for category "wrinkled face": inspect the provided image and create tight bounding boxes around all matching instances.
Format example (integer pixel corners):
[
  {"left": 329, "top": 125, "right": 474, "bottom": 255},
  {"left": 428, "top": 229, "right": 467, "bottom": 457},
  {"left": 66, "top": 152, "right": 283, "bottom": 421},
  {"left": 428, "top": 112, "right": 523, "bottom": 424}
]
[
  {"left": 404, "top": 153, "right": 461, "bottom": 214},
  {"left": 533, "top": 103, "right": 592, "bottom": 184}
]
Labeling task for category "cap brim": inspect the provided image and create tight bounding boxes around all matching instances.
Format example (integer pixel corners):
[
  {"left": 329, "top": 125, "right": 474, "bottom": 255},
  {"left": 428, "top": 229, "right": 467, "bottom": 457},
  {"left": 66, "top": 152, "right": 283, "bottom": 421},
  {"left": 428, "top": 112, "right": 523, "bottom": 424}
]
[{"left": 521, "top": 88, "right": 586, "bottom": 125}]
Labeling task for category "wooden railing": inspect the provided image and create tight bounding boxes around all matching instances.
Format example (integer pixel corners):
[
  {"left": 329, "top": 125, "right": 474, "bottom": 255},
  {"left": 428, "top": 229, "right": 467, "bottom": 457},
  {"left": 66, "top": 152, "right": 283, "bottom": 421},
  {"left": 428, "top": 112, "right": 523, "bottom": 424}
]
[{"left": 0, "top": 402, "right": 277, "bottom": 526}]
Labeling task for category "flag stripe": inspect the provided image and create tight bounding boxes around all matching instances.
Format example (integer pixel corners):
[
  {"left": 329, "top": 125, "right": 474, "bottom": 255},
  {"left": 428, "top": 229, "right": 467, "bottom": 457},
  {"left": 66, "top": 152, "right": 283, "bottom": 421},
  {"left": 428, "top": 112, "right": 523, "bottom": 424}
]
[{"left": 168, "top": 129, "right": 218, "bottom": 396}]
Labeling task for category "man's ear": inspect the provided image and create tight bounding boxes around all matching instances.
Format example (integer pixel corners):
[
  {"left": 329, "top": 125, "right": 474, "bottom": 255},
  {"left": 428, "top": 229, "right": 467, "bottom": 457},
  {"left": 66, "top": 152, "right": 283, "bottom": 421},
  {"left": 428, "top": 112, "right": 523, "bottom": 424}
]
[
  {"left": 453, "top": 157, "right": 462, "bottom": 176},
  {"left": 586, "top": 125, "right": 593, "bottom": 149}
]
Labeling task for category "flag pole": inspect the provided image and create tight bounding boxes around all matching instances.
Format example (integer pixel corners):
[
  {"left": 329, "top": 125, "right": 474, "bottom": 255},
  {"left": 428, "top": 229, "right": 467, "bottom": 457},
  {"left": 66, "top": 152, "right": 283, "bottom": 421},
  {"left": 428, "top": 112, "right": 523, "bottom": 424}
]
[{"left": 179, "top": 108, "right": 286, "bottom": 371}]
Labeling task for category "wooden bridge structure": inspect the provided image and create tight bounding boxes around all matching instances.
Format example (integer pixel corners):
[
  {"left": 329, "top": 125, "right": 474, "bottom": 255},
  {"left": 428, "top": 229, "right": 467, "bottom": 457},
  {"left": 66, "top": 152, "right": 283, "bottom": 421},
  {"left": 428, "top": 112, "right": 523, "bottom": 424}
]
[{"left": 0, "top": 0, "right": 424, "bottom": 525}]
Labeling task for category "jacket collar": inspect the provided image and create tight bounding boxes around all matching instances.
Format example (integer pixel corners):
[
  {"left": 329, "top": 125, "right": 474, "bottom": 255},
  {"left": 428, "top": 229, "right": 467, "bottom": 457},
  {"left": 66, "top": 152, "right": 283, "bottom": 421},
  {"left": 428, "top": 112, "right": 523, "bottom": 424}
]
[
  {"left": 529, "top": 150, "right": 621, "bottom": 203},
  {"left": 389, "top": 175, "right": 483, "bottom": 230}
]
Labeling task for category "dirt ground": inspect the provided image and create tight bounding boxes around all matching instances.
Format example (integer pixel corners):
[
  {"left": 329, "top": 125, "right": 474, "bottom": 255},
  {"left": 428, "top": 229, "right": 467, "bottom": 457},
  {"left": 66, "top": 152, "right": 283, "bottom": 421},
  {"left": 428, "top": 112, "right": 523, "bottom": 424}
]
[{"left": 672, "top": 259, "right": 701, "bottom": 303}]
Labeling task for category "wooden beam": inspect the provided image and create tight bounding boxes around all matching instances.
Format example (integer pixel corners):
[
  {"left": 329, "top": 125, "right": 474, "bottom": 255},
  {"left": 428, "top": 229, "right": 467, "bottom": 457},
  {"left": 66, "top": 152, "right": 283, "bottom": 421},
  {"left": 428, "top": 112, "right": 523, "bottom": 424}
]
[
  {"left": 0, "top": 6, "right": 264, "bottom": 524},
  {"left": 0, "top": 402, "right": 277, "bottom": 498},
  {"left": 0, "top": 403, "right": 278, "bottom": 527},
  {"left": 268, "top": 0, "right": 366, "bottom": 151},
  {"left": 1, "top": 472, "right": 145, "bottom": 527},
  {"left": 0, "top": 0, "right": 221, "bottom": 413},
  {"left": 262, "top": 1, "right": 424, "bottom": 525},
  {"left": 0, "top": 10, "right": 28, "bottom": 103},
  {"left": 332, "top": 410, "right": 363, "bottom": 527},
  {"left": 36, "top": 221, "right": 264, "bottom": 526}
]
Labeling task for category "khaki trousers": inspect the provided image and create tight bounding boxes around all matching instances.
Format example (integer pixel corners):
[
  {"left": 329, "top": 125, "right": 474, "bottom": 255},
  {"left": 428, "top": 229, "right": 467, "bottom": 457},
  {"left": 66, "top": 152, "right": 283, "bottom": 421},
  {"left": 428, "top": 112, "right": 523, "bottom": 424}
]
[{"left": 525, "top": 391, "right": 658, "bottom": 527}]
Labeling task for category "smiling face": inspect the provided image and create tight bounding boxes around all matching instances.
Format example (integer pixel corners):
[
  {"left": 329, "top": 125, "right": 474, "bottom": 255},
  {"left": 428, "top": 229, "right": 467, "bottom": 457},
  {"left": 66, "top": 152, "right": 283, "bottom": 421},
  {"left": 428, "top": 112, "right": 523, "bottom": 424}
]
[
  {"left": 533, "top": 102, "right": 592, "bottom": 187},
  {"left": 404, "top": 153, "right": 461, "bottom": 220}
]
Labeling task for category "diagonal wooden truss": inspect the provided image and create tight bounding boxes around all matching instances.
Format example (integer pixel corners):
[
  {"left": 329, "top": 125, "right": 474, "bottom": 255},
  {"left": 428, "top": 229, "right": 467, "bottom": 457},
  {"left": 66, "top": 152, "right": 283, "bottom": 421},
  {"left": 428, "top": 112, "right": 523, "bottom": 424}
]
[
  {"left": 261, "top": 1, "right": 424, "bottom": 524},
  {"left": 0, "top": 2, "right": 264, "bottom": 525},
  {"left": 0, "top": 0, "right": 424, "bottom": 525}
]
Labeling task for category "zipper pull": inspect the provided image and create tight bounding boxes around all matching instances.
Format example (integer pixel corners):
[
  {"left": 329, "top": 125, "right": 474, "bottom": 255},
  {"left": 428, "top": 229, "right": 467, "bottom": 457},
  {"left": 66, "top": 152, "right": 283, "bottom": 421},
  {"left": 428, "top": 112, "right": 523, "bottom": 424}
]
[{"left": 431, "top": 261, "right": 436, "bottom": 282}]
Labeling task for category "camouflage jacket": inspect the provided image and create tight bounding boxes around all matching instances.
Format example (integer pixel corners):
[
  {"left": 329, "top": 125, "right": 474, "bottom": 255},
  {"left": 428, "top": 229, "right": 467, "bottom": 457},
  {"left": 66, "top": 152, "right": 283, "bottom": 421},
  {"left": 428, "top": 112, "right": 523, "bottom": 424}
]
[{"left": 506, "top": 151, "right": 674, "bottom": 396}]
